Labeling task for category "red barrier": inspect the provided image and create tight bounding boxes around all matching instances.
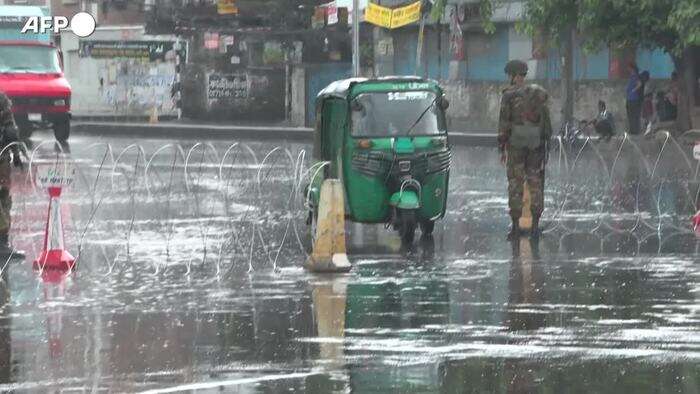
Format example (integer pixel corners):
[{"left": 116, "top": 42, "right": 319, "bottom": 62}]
[{"left": 33, "top": 165, "right": 75, "bottom": 271}]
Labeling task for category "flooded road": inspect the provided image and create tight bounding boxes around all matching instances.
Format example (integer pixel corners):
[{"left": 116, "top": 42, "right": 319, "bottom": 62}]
[{"left": 0, "top": 131, "right": 698, "bottom": 393}]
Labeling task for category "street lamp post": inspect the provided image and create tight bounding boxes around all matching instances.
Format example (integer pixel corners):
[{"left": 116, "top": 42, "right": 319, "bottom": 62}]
[{"left": 352, "top": 0, "right": 360, "bottom": 77}]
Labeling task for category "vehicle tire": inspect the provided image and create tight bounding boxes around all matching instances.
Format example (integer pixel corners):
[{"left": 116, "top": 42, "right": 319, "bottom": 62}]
[
  {"left": 398, "top": 209, "right": 416, "bottom": 245},
  {"left": 16, "top": 119, "right": 31, "bottom": 140},
  {"left": 18, "top": 125, "right": 31, "bottom": 140},
  {"left": 307, "top": 206, "right": 318, "bottom": 246},
  {"left": 419, "top": 219, "right": 435, "bottom": 235},
  {"left": 53, "top": 119, "right": 70, "bottom": 142}
]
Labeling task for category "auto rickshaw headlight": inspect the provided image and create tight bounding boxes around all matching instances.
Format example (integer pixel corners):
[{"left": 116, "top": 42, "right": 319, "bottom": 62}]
[{"left": 356, "top": 139, "right": 373, "bottom": 149}]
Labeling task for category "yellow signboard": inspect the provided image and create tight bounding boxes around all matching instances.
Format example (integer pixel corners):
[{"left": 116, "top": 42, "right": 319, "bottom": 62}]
[
  {"left": 364, "top": 1, "right": 421, "bottom": 29},
  {"left": 364, "top": 2, "right": 393, "bottom": 28},
  {"left": 218, "top": 0, "right": 238, "bottom": 15},
  {"left": 390, "top": 1, "right": 421, "bottom": 28}
]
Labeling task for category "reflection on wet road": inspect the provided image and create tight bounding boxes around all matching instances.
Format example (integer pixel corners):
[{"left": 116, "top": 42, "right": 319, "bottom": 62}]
[{"left": 0, "top": 132, "right": 698, "bottom": 393}]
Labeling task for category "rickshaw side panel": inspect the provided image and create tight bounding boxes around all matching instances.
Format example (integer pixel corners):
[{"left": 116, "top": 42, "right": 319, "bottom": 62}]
[
  {"left": 321, "top": 98, "right": 347, "bottom": 178},
  {"left": 308, "top": 98, "right": 346, "bottom": 209},
  {"left": 343, "top": 143, "right": 391, "bottom": 222}
]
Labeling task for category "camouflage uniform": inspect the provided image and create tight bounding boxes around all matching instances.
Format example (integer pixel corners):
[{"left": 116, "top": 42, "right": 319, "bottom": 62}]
[
  {"left": 0, "top": 93, "right": 21, "bottom": 239},
  {"left": 498, "top": 82, "right": 552, "bottom": 226}
]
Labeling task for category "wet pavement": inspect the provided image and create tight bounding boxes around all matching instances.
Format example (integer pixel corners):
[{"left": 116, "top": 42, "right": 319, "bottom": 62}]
[{"left": 0, "top": 130, "right": 698, "bottom": 393}]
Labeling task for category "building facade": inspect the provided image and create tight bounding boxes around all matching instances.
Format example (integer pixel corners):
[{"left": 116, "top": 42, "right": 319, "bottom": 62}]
[
  {"left": 368, "top": 0, "right": 677, "bottom": 131},
  {"left": 145, "top": 0, "right": 354, "bottom": 123},
  {"left": 54, "top": 0, "right": 178, "bottom": 119}
]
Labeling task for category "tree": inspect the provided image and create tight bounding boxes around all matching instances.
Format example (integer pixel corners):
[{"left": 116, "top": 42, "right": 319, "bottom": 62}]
[
  {"left": 481, "top": 0, "right": 700, "bottom": 132},
  {"left": 577, "top": 0, "right": 699, "bottom": 132}
]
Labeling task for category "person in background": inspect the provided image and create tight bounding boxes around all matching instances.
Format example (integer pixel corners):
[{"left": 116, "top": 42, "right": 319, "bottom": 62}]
[
  {"left": 592, "top": 100, "right": 615, "bottom": 142},
  {"left": 640, "top": 71, "right": 656, "bottom": 134},
  {"left": 626, "top": 63, "right": 643, "bottom": 135},
  {"left": 0, "top": 92, "right": 24, "bottom": 258},
  {"left": 640, "top": 70, "right": 650, "bottom": 97},
  {"left": 663, "top": 71, "right": 679, "bottom": 121}
]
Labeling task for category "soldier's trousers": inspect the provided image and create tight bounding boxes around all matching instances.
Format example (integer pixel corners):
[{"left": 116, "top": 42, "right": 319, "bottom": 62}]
[
  {"left": 507, "top": 146, "right": 545, "bottom": 220},
  {"left": 0, "top": 158, "right": 11, "bottom": 234}
]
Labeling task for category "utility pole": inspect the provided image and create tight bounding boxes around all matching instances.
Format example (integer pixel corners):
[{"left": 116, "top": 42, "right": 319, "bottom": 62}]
[
  {"left": 561, "top": 25, "right": 575, "bottom": 126},
  {"left": 415, "top": 10, "right": 425, "bottom": 76},
  {"left": 352, "top": 0, "right": 360, "bottom": 77}
]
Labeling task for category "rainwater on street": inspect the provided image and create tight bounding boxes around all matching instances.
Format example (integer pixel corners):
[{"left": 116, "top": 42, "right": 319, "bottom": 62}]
[{"left": 0, "top": 130, "right": 698, "bottom": 393}]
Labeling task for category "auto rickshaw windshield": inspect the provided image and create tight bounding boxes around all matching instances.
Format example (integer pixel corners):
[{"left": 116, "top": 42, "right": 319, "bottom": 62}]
[{"left": 351, "top": 91, "right": 445, "bottom": 137}]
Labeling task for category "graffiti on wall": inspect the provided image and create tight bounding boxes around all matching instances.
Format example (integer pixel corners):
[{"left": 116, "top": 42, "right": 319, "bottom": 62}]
[
  {"left": 195, "top": 68, "right": 285, "bottom": 120},
  {"left": 206, "top": 72, "right": 274, "bottom": 113},
  {"left": 97, "top": 60, "right": 176, "bottom": 114},
  {"left": 207, "top": 74, "right": 248, "bottom": 100},
  {"left": 81, "top": 40, "right": 178, "bottom": 116}
]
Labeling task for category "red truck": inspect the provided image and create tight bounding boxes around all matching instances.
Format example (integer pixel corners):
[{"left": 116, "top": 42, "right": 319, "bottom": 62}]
[{"left": 0, "top": 40, "right": 71, "bottom": 141}]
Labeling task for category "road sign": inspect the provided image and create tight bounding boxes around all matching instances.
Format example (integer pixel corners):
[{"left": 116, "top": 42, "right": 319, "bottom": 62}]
[{"left": 35, "top": 164, "right": 75, "bottom": 189}]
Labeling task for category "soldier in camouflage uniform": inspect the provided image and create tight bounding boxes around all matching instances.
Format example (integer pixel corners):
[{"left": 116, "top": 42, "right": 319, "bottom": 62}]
[
  {"left": 498, "top": 60, "right": 552, "bottom": 239},
  {"left": 0, "top": 92, "right": 23, "bottom": 257}
]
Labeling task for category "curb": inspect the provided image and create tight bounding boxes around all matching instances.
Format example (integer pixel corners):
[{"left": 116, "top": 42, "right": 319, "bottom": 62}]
[{"left": 72, "top": 122, "right": 498, "bottom": 146}]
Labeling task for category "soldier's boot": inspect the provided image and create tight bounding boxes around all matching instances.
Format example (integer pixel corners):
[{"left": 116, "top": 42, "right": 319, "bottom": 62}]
[
  {"left": 507, "top": 217, "right": 520, "bottom": 241},
  {"left": 530, "top": 215, "right": 542, "bottom": 239},
  {"left": 0, "top": 232, "right": 25, "bottom": 260}
]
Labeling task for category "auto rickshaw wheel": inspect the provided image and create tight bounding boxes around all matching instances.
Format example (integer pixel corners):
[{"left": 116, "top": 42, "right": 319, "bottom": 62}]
[
  {"left": 420, "top": 220, "right": 435, "bottom": 235},
  {"left": 53, "top": 119, "right": 70, "bottom": 142},
  {"left": 398, "top": 209, "right": 417, "bottom": 245},
  {"left": 16, "top": 119, "right": 32, "bottom": 140},
  {"left": 307, "top": 207, "right": 318, "bottom": 245}
]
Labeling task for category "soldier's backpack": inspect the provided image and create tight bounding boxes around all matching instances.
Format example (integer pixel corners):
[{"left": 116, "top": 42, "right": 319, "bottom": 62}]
[{"left": 510, "top": 84, "right": 548, "bottom": 149}]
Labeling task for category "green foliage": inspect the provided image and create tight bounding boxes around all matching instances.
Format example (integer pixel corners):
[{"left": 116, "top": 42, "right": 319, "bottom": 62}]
[
  {"left": 517, "top": 0, "right": 578, "bottom": 39},
  {"left": 263, "top": 47, "right": 284, "bottom": 65},
  {"left": 479, "top": 0, "right": 497, "bottom": 34},
  {"left": 430, "top": 0, "right": 447, "bottom": 23},
  {"left": 668, "top": 0, "right": 700, "bottom": 49},
  {"left": 481, "top": 0, "right": 700, "bottom": 55}
]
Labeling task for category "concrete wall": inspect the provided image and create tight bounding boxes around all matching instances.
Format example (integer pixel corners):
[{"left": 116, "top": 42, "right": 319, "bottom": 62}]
[
  {"left": 291, "top": 67, "right": 305, "bottom": 127},
  {"left": 61, "top": 27, "right": 177, "bottom": 118},
  {"left": 443, "top": 79, "right": 672, "bottom": 133}
]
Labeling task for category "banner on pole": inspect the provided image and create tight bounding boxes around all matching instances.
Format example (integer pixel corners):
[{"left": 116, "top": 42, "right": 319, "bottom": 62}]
[
  {"left": 365, "top": 2, "right": 393, "bottom": 28},
  {"left": 391, "top": 1, "right": 421, "bottom": 28},
  {"left": 365, "top": 1, "right": 421, "bottom": 29},
  {"left": 217, "top": 0, "right": 238, "bottom": 15}
]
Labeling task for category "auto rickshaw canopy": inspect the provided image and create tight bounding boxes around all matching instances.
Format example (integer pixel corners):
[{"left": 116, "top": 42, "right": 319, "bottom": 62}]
[{"left": 316, "top": 76, "right": 444, "bottom": 103}]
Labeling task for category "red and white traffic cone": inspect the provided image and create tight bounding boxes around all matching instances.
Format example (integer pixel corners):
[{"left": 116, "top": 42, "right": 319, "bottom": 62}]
[{"left": 34, "top": 186, "right": 74, "bottom": 271}]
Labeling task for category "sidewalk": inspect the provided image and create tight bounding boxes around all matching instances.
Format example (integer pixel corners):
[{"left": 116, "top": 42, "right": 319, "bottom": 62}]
[{"left": 72, "top": 120, "right": 498, "bottom": 146}]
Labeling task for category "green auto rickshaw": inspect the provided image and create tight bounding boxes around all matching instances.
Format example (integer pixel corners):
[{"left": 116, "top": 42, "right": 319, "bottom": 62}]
[{"left": 306, "top": 77, "right": 451, "bottom": 244}]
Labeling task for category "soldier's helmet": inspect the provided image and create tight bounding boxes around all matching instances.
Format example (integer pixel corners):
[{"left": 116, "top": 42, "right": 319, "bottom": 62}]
[{"left": 504, "top": 60, "right": 528, "bottom": 77}]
